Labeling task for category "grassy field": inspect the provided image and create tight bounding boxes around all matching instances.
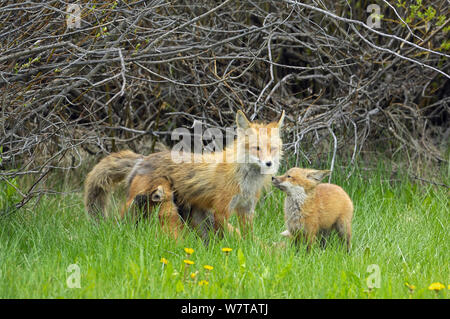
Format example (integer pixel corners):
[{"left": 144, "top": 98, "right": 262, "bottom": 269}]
[{"left": 0, "top": 163, "right": 448, "bottom": 299}]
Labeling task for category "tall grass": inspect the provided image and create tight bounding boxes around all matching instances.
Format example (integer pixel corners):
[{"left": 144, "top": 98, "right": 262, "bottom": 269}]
[{"left": 0, "top": 164, "right": 448, "bottom": 298}]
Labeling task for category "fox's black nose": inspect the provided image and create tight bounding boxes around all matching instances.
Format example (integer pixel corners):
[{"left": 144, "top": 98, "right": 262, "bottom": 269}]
[{"left": 266, "top": 161, "right": 272, "bottom": 167}]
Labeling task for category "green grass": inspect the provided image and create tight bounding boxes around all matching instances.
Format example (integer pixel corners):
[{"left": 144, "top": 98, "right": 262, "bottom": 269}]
[{"left": 0, "top": 165, "right": 448, "bottom": 298}]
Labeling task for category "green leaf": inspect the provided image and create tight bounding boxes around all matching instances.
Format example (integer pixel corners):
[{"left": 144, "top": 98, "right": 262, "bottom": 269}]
[
  {"left": 440, "top": 40, "right": 450, "bottom": 51},
  {"left": 175, "top": 280, "right": 184, "bottom": 293},
  {"left": 276, "top": 263, "right": 293, "bottom": 281},
  {"left": 425, "top": 6, "right": 436, "bottom": 21},
  {"left": 129, "top": 261, "right": 140, "bottom": 282},
  {"left": 346, "top": 271, "right": 362, "bottom": 288},
  {"left": 364, "top": 247, "right": 371, "bottom": 258},
  {"left": 237, "top": 248, "right": 246, "bottom": 269},
  {"left": 436, "top": 15, "right": 446, "bottom": 26}
]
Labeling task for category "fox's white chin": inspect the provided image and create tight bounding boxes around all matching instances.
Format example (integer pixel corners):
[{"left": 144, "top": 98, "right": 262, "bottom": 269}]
[
  {"left": 246, "top": 155, "right": 280, "bottom": 175},
  {"left": 259, "top": 165, "right": 277, "bottom": 175}
]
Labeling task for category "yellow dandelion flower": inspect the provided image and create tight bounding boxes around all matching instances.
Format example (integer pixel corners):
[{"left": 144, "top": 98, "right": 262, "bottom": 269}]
[
  {"left": 405, "top": 282, "right": 416, "bottom": 291},
  {"left": 222, "top": 247, "right": 232, "bottom": 253},
  {"left": 199, "top": 280, "right": 209, "bottom": 286},
  {"left": 160, "top": 257, "right": 168, "bottom": 264},
  {"left": 428, "top": 282, "right": 445, "bottom": 291},
  {"left": 190, "top": 272, "right": 197, "bottom": 279},
  {"left": 204, "top": 265, "right": 214, "bottom": 271},
  {"left": 183, "top": 259, "right": 195, "bottom": 265},
  {"left": 184, "top": 248, "right": 194, "bottom": 255}
]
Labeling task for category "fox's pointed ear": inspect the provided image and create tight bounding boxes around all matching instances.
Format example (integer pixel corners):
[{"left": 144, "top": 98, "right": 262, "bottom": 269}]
[
  {"left": 277, "top": 110, "right": 285, "bottom": 128},
  {"left": 307, "top": 170, "right": 331, "bottom": 182},
  {"left": 236, "top": 110, "right": 251, "bottom": 129}
]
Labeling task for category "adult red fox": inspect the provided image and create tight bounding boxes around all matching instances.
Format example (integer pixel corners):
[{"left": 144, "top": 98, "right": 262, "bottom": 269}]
[
  {"left": 272, "top": 168, "right": 354, "bottom": 252},
  {"left": 84, "top": 110, "right": 285, "bottom": 237}
]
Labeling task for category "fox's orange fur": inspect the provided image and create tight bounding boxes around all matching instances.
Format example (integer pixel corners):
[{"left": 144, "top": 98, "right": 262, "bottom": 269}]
[
  {"left": 84, "top": 150, "right": 143, "bottom": 218},
  {"left": 272, "top": 168, "right": 354, "bottom": 252},
  {"left": 84, "top": 110, "right": 285, "bottom": 237}
]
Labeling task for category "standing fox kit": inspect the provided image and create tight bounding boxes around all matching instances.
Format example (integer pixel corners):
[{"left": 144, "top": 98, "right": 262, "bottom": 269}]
[{"left": 272, "top": 168, "right": 353, "bottom": 252}]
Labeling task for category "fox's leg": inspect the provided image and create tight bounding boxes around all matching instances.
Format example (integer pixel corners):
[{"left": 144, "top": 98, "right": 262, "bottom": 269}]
[
  {"left": 121, "top": 188, "right": 142, "bottom": 222},
  {"left": 122, "top": 194, "right": 151, "bottom": 226},
  {"left": 303, "top": 223, "right": 318, "bottom": 253},
  {"left": 227, "top": 221, "right": 241, "bottom": 237},
  {"left": 319, "top": 236, "right": 327, "bottom": 249},
  {"left": 213, "top": 214, "right": 225, "bottom": 237},
  {"left": 121, "top": 175, "right": 137, "bottom": 219},
  {"left": 213, "top": 218, "right": 240, "bottom": 238},
  {"left": 304, "top": 232, "right": 316, "bottom": 253},
  {"left": 121, "top": 198, "right": 135, "bottom": 220},
  {"left": 188, "top": 208, "right": 215, "bottom": 245},
  {"left": 122, "top": 175, "right": 142, "bottom": 220},
  {"left": 158, "top": 203, "right": 184, "bottom": 240},
  {"left": 335, "top": 218, "right": 352, "bottom": 253},
  {"left": 292, "top": 232, "right": 303, "bottom": 248},
  {"left": 121, "top": 200, "right": 132, "bottom": 219},
  {"left": 212, "top": 200, "right": 232, "bottom": 237},
  {"left": 236, "top": 209, "right": 253, "bottom": 238},
  {"left": 134, "top": 194, "right": 152, "bottom": 220},
  {"left": 319, "top": 230, "right": 330, "bottom": 249},
  {"left": 280, "top": 230, "right": 292, "bottom": 237}
]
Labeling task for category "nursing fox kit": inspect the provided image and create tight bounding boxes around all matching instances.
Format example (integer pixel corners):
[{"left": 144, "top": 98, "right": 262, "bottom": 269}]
[{"left": 124, "top": 174, "right": 183, "bottom": 239}]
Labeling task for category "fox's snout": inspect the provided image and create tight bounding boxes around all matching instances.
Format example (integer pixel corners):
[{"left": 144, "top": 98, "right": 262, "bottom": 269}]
[
  {"left": 259, "top": 159, "right": 274, "bottom": 169},
  {"left": 272, "top": 176, "right": 285, "bottom": 190},
  {"left": 248, "top": 148, "right": 276, "bottom": 168}
]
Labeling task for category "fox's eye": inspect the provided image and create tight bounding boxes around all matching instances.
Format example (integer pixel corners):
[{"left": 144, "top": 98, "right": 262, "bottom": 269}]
[
  {"left": 252, "top": 146, "right": 260, "bottom": 151},
  {"left": 287, "top": 175, "right": 291, "bottom": 178}
]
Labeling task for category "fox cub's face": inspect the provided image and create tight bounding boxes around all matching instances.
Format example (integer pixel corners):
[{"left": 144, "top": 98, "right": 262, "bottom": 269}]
[
  {"left": 272, "top": 168, "right": 330, "bottom": 194},
  {"left": 236, "top": 110, "right": 285, "bottom": 174}
]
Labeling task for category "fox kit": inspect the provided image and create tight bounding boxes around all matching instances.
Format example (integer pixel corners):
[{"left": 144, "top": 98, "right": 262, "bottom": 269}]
[
  {"left": 122, "top": 175, "right": 183, "bottom": 239},
  {"left": 84, "top": 110, "right": 285, "bottom": 237},
  {"left": 125, "top": 173, "right": 215, "bottom": 243},
  {"left": 272, "top": 168, "right": 353, "bottom": 252}
]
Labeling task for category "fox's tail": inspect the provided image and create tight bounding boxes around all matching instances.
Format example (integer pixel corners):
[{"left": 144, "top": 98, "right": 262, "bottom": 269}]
[{"left": 84, "top": 150, "right": 143, "bottom": 217}]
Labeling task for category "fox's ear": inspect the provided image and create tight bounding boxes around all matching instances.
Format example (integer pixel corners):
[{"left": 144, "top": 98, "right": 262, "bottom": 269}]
[
  {"left": 236, "top": 110, "right": 251, "bottom": 129},
  {"left": 307, "top": 170, "right": 331, "bottom": 182},
  {"left": 277, "top": 110, "right": 285, "bottom": 128},
  {"left": 151, "top": 186, "right": 165, "bottom": 202}
]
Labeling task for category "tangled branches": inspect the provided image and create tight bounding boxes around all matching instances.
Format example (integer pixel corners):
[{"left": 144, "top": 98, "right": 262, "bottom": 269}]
[{"left": 0, "top": 0, "right": 449, "bottom": 207}]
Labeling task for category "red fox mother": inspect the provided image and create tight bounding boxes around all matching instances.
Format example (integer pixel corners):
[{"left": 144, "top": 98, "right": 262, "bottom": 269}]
[{"left": 84, "top": 110, "right": 285, "bottom": 237}]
